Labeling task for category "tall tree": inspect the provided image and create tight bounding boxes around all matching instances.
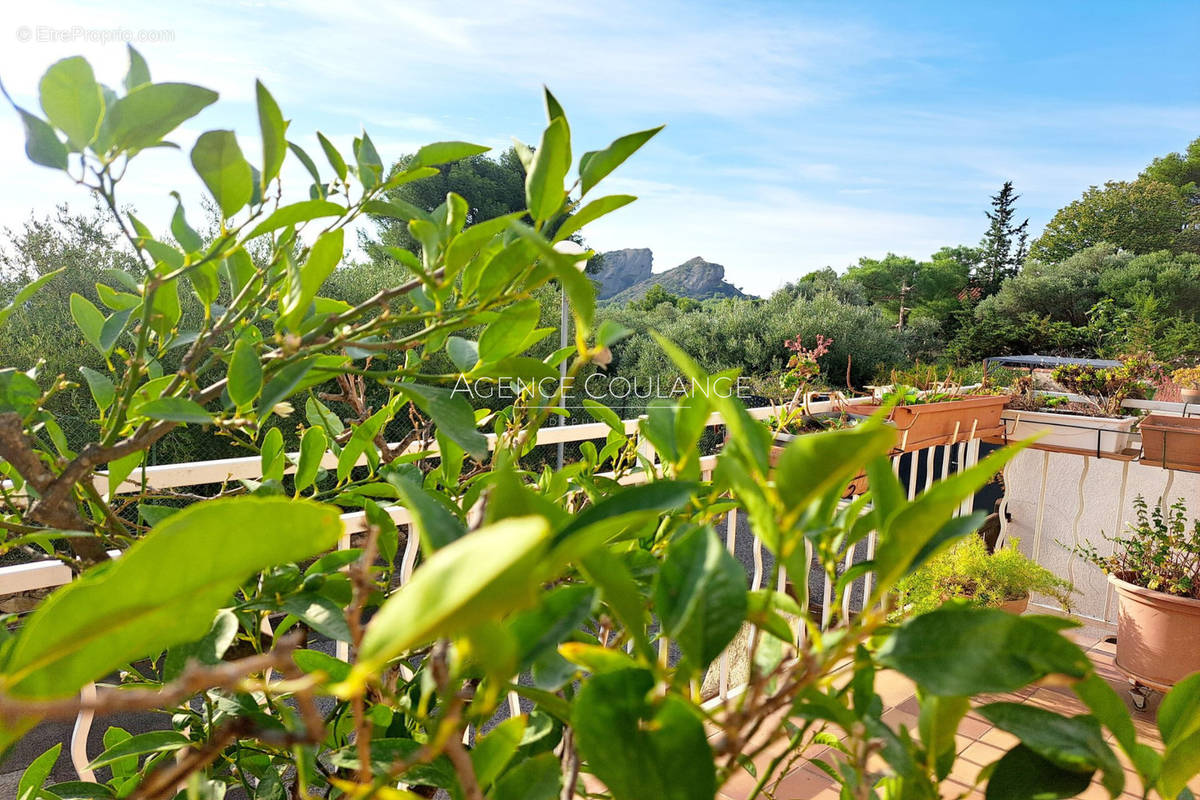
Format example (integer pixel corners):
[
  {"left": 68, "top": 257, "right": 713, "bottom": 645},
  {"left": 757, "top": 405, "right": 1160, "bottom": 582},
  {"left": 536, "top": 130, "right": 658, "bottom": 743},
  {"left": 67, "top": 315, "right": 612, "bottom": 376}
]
[
  {"left": 976, "top": 181, "right": 1029, "bottom": 295},
  {"left": 1030, "top": 179, "right": 1191, "bottom": 261}
]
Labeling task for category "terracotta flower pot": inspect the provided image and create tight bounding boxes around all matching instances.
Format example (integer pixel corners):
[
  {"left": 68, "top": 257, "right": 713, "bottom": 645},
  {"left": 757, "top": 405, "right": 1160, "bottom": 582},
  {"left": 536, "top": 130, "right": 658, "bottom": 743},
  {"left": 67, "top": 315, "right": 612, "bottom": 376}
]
[
  {"left": 998, "top": 595, "right": 1029, "bottom": 614},
  {"left": 1108, "top": 574, "right": 1200, "bottom": 691},
  {"left": 1181, "top": 387, "right": 1200, "bottom": 404},
  {"left": 850, "top": 395, "right": 1008, "bottom": 452}
]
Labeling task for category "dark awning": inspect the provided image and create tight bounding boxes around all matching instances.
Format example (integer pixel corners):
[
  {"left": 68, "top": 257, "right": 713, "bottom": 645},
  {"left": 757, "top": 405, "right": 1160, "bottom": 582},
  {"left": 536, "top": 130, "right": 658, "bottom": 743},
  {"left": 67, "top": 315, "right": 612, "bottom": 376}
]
[{"left": 983, "top": 355, "right": 1122, "bottom": 369}]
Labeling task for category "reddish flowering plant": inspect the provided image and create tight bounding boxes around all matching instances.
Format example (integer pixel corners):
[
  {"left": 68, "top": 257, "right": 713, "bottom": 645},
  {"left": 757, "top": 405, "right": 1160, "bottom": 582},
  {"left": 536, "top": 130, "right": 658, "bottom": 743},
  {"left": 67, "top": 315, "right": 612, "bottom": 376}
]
[{"left": 781, "top": 334, "right": 833, "bottom": 412}]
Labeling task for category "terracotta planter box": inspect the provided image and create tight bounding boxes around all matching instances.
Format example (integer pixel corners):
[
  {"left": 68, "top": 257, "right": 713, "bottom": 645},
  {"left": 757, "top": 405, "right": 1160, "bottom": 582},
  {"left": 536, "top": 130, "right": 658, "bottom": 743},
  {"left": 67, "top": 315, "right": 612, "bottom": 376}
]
[
  {"left": 1109, "top": 574, "right": 1200, "bottom": 691},
  {"left": 849, "top": 395, "right": 1008, "bottom": 451},
  {"left": 1001, "top": 409, "right": 1138, "bottom": 455},
  {"left": 999, "top": 595, "right": 1029, "bottom": 614},
  {"left": 1139, "top": 414, "right": 1200, "bottom": 471},
  {"left": 770, "top": 431, "right": 870, "bottom": 498}
]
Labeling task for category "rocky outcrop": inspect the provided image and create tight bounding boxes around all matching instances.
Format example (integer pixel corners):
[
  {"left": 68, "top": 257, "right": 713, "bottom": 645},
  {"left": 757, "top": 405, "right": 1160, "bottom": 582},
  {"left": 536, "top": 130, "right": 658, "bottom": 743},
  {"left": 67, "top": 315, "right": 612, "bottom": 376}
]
[
  {"left": 587, "top": 248, "right": 653, "bottom": 300},
  {"left": 604, "top": 255, "right": 748, "bottom": 304}
]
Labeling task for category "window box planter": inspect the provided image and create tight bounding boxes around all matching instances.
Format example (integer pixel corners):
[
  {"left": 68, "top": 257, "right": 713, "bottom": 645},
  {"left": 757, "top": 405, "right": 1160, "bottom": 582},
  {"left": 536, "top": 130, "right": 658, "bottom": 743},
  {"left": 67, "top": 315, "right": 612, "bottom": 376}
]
[
  {"left": 1108, "top": 574, "right": 1200, "bottom": 691},
  {"left": 1139, "top": 414, "right": 1200, "bottom": 471},
  {"left": 848, "top": 395, "right": 1008, "bottom": 452},
  {"left": 1000, "top": 409, "right": 1138, "bottom": 455}
]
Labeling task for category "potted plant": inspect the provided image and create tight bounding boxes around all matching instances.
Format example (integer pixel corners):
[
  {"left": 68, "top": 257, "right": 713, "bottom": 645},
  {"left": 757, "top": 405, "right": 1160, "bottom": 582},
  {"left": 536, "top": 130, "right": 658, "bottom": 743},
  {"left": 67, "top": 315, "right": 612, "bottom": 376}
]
[
  {"left": 849, "top": 381, "right": 1009, "bottom": 452},
  {"left": 1075, "top": 495, "right": 1200, "bottom": 691},
  {"left": 894, "top": 535, "right": 1073, "bottom": 619},
  {"left": 1000, "top": 354, "right": 1160, "bottom": 455},
  {"left": 1172, "top": 366, "right": 1200, "bottom": 404}
]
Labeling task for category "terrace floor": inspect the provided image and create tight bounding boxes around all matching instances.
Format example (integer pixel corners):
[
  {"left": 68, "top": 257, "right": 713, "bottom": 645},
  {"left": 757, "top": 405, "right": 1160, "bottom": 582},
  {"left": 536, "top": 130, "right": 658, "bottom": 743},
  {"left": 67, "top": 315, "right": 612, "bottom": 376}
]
[{"left": 715, "top": 617, "right": 1199, "bottom": 800}]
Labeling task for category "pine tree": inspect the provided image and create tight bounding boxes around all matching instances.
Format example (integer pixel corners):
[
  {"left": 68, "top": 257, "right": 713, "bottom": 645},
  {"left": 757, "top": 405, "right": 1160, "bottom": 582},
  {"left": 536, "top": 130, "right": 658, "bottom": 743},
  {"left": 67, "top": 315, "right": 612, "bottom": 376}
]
[{"left": 977, "top": 181, "right": 1029, "bottom": 295}]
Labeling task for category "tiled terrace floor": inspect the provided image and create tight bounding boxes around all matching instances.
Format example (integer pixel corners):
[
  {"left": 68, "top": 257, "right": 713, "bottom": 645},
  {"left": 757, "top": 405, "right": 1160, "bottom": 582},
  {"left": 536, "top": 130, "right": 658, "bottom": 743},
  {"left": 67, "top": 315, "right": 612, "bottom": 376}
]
[{"left": 716, "top": 620, "right": 1199, "bottom": 800}]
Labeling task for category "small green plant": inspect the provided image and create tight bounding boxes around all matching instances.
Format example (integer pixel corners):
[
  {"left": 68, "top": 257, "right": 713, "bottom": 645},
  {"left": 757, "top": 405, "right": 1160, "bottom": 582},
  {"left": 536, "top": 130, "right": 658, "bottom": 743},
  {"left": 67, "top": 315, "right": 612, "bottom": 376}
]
[
  {"left": 896, "top": 535, "right": 1073, "bottom": 617},
  {"left": 1171, "top": 366, "right": 1200, "bottom": 390},
  {"left": 1051, "top": 353, "right": 1162, "bottom": 416},
  {"left": 1074, "top": 495, "right": 1200, "bottom": 599}
]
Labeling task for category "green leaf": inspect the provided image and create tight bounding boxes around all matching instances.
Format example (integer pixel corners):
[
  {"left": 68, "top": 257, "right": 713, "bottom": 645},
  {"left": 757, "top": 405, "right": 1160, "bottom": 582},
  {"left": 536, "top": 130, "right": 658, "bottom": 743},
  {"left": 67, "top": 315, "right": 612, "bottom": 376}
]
[
  {"left": 355, "top": 130, "right": 383, "bottom": 187},
  {"left": 294, "top": 426, "right": 327, "bottom": 494},
  {"left": 597, "top": 319, "right": 634, "bottom": 348},
  {"left": 104, "top": 83, "right": 218, "bottom": 153},
  {"left": 775, "top": 422, "right": 895, "bottom": 514},
  {"left": 256, "top": 359, "right": 315, "bottom": 417},
  {"left": 0, "top": 268, "right": 64, "bottom": 327},
  {"left": 69, "top": 293, "right": 107, "bottom": 354},
  {"left": 79, "top": 366, "right": 115, "bottom": 412},
  {"left": 357, "top": 516, "right": 549, "bottom": 668},
  {"left": 87, "top": 730, "right": 189, "bottom": 770},
  {"left": 980, "top": 703, "right": 1122, "bottom": 794},
  {"left": 553, "top": 481, "right": 696, "bottom": 553},
  {"left": 261, "top": 426, "right": 285, "bottom": 481},
  {"left": 316, "top": 132, "right": 347, "bottom": 180},
  {"left": 0, "top": 498, "right": 341, "bottom": 714},
  {"left": 191, "top": 130, "right": 253, "bottom": 218},
  {"left": 335, "top": 404, "right": 391, "bottom": 482},
  {"left": 396, "top": 383, "right": 488, "bottom": 459},
  {"left": 386, "top": 475, "right": 465, "bottom": 554},
  {"left": 471, "top": 716, "right": 525, "bottom": 789},
  {"left": 107, "top": 450, "right": 143, "bottom": 498},
  {"left": 877, "top": 608, "right": 1091, "bottom": 696},
  {"left": 446, "top": 337, "right": 479, "bottom": 372},
  {"left": 45, "top": 781, "right": 114, "bottom": 800},
  {"left": 1159, "top": 729, "right": 1200, "bottom": 800},
  {"left": 282, "top": 228, "right": 343, "bottom": 329},
  {"left": 554, "top": 194, "right": 637, "bottom": 242},
  {"left": 654, "top": 526, "right": 747, "bottom": 668},
  {"left": 985, "top": 745, "right": 1093, "bottom": 800},
  {"left": 227, "top": 336, "right": 263, "bottom": 409},
  {"left": 281, "top": 592, "right": 351, "bottom": 642},
  {"left": 139, "top": 397, "right": 213, "bottom": 424},
  {"left": 571, "top": 668, "right": 716, "bottom": 800},
  {"left": 579, "top": 126, "right": 663, "bottom": 196},
  {"left": 169, "top": 193, "right": 202, "bottom": 253},
  {"left": 478, "top": 300, "right": 540, "bottom": 363},
  {"left": 246, "top": 199, "right": 344, "bottom": 239},
  {"left": 507, "top": 584, "right": 596, "bottom": 670},
  {"left": 123, "top": 46, "right": 151, "bottom": 92},
  {"left": 17, "top": 743, "right": 60, "bottom": 800},
  {"left": 255, "top": 80, "right": 286, "bottom": 186},
  {"left": 39, "top": 57, "right": 103, "bottom": 151},
  {"left": 0, "top": 369, "right": 40, "bottom": 417},
  {"left": 526, "top": 117, "right": 570, "bottom": 222},
  {"left": 1159, "top": 671, "right": 1200, "bottom": 746},
  {"left": 492, "top": 752, "right": 561, "bottom": 800},
  {"left": 13, "top": 107, "right": 68, "bottom": 170},
  {"left": 293, "top": 648, "right": 351, "bottom": 683},
  {"left": 414, "top": 140, "right": 490, "bottom": 167}
]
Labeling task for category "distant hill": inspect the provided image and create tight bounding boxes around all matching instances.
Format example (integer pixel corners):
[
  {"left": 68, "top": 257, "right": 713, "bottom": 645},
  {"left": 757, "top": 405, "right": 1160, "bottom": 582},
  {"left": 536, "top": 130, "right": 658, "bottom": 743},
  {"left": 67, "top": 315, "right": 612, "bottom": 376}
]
[{"left": 589, "top": 249, "right": 749, "bottom": 304}]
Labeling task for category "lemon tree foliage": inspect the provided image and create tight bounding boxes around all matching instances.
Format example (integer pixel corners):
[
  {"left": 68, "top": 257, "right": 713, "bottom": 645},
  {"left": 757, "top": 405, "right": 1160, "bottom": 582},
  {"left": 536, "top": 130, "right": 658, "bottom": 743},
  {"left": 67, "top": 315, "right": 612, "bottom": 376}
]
[{"left": 1, "top": 49, "right": 1198, "bottom": 800}]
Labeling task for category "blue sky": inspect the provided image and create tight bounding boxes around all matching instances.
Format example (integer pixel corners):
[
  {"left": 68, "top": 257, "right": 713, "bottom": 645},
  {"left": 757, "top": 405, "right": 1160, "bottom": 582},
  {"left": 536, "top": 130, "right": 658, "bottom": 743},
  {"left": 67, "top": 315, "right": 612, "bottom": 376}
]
[{"left": 1, "top": 0, "right": 1198, "bottom": 296}]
